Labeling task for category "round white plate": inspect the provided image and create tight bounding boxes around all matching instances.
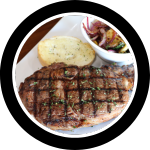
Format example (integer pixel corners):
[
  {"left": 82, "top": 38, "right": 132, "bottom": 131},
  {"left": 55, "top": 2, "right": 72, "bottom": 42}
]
[{"left": 15, "top": 15, "right": 134, "bottom": 135}]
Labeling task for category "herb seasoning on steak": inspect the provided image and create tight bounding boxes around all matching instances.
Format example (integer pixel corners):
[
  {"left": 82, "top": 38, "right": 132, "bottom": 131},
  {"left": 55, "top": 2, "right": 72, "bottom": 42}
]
[{"left": 19, "top": 62, "right": 134, "bottom": 130}]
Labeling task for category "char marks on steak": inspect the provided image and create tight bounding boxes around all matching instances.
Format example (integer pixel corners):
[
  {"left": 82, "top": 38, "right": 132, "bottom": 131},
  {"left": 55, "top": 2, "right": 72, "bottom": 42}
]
[{"left": 19, "top": 62, "right": 134, "bottom": 130}]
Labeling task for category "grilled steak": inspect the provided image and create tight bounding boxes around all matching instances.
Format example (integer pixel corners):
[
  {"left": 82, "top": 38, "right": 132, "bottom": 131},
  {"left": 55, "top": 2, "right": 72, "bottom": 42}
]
[{"left": 19, "top": 62, "right": 134, "bottom": 130}]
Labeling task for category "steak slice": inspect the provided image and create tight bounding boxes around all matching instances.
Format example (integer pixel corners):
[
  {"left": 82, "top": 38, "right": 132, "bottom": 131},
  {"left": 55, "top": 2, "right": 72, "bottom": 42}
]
[{"left": 18, "top": 62, "right": 134, "bottom": 131}]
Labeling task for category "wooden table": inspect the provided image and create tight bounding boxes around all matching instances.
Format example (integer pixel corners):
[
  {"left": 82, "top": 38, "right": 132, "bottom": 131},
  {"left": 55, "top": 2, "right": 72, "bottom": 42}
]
[{"left": 17, "top": 17, "right": 62, "bottom": 63}]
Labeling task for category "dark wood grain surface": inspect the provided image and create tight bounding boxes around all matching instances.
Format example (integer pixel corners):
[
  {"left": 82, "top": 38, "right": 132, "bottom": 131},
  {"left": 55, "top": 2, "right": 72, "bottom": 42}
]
[{"left": 17, "top": 17, "right": 62, "bottom": 63}]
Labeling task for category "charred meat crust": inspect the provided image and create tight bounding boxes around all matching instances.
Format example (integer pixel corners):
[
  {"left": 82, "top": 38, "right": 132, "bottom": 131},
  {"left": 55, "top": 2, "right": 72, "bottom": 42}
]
[{"left": 18, "top": 62, "right": 134, "bottom": 130}]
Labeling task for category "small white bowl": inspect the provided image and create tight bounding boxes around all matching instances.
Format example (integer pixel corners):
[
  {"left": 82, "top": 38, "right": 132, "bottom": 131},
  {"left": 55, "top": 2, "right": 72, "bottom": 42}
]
[{"left": 80, "top": 17, "right": 133, "bottom": 65}]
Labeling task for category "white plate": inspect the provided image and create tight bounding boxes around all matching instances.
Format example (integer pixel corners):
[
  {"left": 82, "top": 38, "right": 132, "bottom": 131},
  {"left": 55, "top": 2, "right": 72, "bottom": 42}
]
[{"left": 16, "top": 15, "right": 132, "bottom": 135}]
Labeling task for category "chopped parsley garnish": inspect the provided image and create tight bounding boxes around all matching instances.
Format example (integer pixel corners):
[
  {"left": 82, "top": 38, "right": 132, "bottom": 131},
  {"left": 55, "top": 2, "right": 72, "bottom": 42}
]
[
  {"left": 83, "top": 73, "right": 86, "bottom": 77},
  {"left": 113, "top": 102, "right": 117, "bottom": 106},
  {"left": 72, "top": 102, "right": 74, "bottom": 108},
  {"left": 73, "top": 126, "right": 76, "bottom": 128},
  {"left": 51, "top": 94, "right": 56, "bottom": 97},
  {"left": 42, "top": 102, "right": 47, "bottom": 106},
  {"left": 100, "top": 103, "right": 104, "bottom": 108},
  {"left": 97, "top": 87, "right": 100, "bottom": 90},
  {"left": 91, "top": 87, "right": 95, "bottom": 90},
  {"left": 50, "top": 90, "right": 55, "bottom": 92},
  {"left": 65, "top": 71, "right": 68, "bottom": 74},
  {"left": 34, "top": 82, "right": 37, "bottom": 85},
  {"left": 81, "top": 80, "right": 87, "bottom": 84},
  {"left": 60, "top": 99, "right": 65, "bottom": 104}
]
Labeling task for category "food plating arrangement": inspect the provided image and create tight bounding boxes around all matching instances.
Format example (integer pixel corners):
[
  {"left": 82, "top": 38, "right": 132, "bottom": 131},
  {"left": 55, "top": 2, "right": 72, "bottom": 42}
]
[{"left": 17, "top": 16, "right": 134, "bottom": 132}]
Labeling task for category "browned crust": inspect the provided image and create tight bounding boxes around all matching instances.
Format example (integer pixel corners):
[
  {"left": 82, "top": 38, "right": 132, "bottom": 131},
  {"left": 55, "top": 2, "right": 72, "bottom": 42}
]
[
  {"left": 35, "top": 102, "right": 127, "bottom": 131},
  {"left": 20, "top": 98, "right": 126, "bottom": 131},
  {"left": 18, "top": 62, "right": 133, "bottom": 131}
]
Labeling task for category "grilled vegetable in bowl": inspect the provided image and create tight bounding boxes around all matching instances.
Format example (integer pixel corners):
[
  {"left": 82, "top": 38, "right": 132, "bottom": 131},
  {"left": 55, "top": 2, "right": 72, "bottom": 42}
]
[{"left": 83, "top": 17, "right": 129, "bottom": 53}]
